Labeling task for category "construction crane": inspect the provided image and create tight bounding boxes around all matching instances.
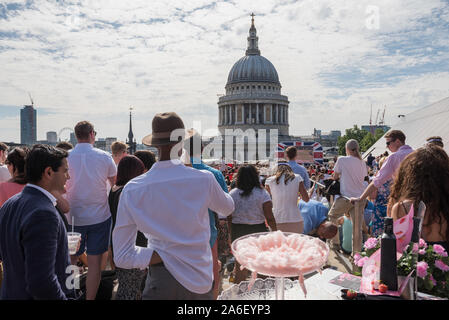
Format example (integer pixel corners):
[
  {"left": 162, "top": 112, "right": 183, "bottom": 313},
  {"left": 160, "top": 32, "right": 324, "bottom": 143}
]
[
  {"left": 28, "top": 92, "right": 34, "bottom": 106},
  {"left": 375, "top": 108, "right": 380, "bottom": 125},
  {"left": 379, "top": 105, "right": 386, "bottom": 126}
]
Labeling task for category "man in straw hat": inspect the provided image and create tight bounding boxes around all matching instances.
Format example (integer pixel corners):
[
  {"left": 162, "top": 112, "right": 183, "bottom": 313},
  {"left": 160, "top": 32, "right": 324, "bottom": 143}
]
[{"left": 112, "top": 112, "right": 234, "bottom": 300}]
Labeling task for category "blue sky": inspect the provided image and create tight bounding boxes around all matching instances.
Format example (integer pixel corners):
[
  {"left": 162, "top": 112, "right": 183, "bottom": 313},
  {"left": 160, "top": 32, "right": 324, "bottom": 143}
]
[{"left": 1, "top": 0, "right": 449, "bottom": 143}]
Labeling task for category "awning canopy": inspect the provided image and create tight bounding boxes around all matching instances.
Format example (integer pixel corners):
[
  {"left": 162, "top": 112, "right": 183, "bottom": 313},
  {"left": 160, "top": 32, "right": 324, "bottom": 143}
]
[{"left": 363, "top": 97, "right": 449, "bottom": 157}]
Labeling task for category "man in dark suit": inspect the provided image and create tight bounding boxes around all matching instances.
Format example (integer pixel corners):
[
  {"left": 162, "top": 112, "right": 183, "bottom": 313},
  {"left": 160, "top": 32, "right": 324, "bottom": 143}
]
[{"left": 0, "top": 144, "right": 74, "bottom": 299}]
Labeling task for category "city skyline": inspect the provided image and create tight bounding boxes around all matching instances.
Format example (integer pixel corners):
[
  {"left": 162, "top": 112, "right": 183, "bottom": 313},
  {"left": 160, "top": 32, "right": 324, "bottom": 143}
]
[{"left": 1, "top": 1, "right": 449, "bottom": 143}]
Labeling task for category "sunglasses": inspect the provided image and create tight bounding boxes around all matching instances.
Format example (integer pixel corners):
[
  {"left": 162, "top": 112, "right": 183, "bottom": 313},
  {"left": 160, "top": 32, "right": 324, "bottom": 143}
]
[{"left": 386, "top": 139, "right": 395, "bottom": 146}]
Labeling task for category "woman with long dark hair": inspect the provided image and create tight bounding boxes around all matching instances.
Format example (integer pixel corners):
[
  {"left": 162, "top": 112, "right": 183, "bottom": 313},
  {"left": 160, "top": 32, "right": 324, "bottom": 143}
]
[
  {"left": 389, "top": 145, "right": 449, "bottom": 251},
  {"left": 229, "top": 164, "right": 277, "bottom": 283},
  {"left": 265, "top": 162, "right": 309, "bottom": 234},
  {"left": 0, "top": 147, "right": 28, "bottom": 206},
  {"left": 108, "top": 155, "right": 147, "bottom": 299}
]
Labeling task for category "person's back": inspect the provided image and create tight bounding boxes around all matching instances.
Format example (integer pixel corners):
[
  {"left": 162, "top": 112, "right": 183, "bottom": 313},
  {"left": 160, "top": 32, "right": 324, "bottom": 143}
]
[
  {"left": 299, "top": 199, "right": 329, "bottom": 235},
  {"left": 0, "top": 182, "right": 24, "bottom": 207},
  {"left": 334, "top": 155, "right": 367, "bottom": 198},
  {"left": 390, "top": 145, "right": 449, "bottom": 252},
  {"left": 64, "top": 121, "right": 117, "bottom": 301},
  {"left": 114, "top": 159, "right": 234, "bottom": 294},
  {"left": 230, "top": 187, "right": 271, "bottom": 225},
  {"left": 66, "top": 143, "right": 116, "bottom": 226},
  {"left": 285, "top": 146, "right": 310, "bottom": 189},
  {"left": 266, "top": 174, "right": 301, "bottom": 223}
]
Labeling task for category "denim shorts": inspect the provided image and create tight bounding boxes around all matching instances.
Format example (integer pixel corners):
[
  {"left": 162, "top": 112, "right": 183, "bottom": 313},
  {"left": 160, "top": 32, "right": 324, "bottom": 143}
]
[{"left": 70, "top": 217, "right": 112, "bottom": 256}]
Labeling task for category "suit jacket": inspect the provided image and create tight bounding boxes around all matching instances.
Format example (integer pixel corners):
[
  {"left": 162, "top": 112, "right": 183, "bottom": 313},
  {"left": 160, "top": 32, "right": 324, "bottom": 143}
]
[{"left": 0, "top": 186, "right": 72, "bottom": 300}]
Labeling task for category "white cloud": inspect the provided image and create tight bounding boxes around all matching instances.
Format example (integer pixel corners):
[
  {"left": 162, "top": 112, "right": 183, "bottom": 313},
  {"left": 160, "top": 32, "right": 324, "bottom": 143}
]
[{"left": 0, "top": 0, "right": 448, "bottom": 143}]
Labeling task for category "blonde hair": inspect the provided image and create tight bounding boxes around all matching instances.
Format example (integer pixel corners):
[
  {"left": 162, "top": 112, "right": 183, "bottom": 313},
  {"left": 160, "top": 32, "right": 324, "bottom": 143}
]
[
  {"left": 345, "top": 139, "right": 362, "bottom": 160},
  {"left": 111, "top": 141, "right": 128, "bottom": 155},
  {"left": 275, "top": 163, "right": 296, "bottom": 185}
]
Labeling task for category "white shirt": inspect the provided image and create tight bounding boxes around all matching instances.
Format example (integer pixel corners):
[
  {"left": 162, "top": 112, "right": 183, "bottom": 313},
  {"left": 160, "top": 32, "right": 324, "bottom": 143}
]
[
  {"left": 0, "top": 165, "right": 10, "bottom": 183},
  {"left": 65, "top": 143, "right": 117, "bottom": 226},
  {"left": 265, "top": 174, "right": 303, "bottom": 224},
  {"left": 334, "top": 155, "right": 368, "bottom": 198},
  {"left": 112, "top": 159, "right": 234, "bottom": 294},
  {"left": 26, "top": 183, "right": 57, "bottom": 207},
  {"left": 230, "top": 187, "right": 272, "bottom": 225}
]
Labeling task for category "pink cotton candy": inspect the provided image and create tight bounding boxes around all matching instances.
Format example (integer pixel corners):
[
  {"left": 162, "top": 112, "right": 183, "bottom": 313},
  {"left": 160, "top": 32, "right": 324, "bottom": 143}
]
[{"left": 233, "top": 231, "right": 329, "bottom": 278}]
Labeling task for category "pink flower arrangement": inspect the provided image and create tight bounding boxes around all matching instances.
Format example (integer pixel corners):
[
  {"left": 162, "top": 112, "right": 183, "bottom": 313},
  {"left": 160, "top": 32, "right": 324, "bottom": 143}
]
[
  {"left": 419, "top": 238, "right": 428, "bottom": 249},
  {"left": 435, "top": 260, "right": 449, "bottom": 272},
  {"left": 433, "top": 244, "right": 448, "bottom": 257},
  {"left": 417, "top": 261, "right": 429, "bottom": 278},
  {"left": 364, "top": 237, "right": 378, "bottom": 250},
  {"left": 356, "top": 257, "right": 368, "bottom": 268},
  {"left": 354, "top": 253, "right": 368, "bottom": 267},
  {"left": 357, "top": 237, "right": 449, "bottom": 298}
]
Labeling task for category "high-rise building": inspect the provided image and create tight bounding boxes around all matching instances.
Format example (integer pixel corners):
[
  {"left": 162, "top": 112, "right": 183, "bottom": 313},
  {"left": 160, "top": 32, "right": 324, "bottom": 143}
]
[
  {"left": 105, "top": 137, "right": 117, "bottom": 152},
  {"left": 70, "top": 132, "right": 77, "bottom": 147},
  {"left": 20, "top": 105, "right": 37, "bottom": 145},
  {"left": 46, "top": 131, "right": 58, "bottom": 144}
]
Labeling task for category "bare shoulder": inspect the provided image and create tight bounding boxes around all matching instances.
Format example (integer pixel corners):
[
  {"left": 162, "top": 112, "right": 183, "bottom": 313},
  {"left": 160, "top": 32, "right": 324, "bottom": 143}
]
[{"left": 391, "top": 201, "right": 407, "bottom": 220}]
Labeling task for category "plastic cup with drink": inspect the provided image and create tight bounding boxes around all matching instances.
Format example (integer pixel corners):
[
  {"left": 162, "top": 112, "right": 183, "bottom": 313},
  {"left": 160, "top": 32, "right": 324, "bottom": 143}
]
[{"left": 67, "top": 232, "right": 81, "bottom": 255}]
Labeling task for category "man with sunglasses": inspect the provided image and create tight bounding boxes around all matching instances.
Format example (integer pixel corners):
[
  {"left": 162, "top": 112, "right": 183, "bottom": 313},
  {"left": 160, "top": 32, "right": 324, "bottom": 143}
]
[{"left": 350, "top": 130, "right": 413, "bottom": 216}]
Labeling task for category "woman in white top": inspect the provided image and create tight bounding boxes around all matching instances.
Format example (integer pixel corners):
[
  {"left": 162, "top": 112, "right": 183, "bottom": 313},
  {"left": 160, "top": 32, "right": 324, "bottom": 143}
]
[
  {"left": 265, "top": 163, "right": 310, "bottom": 234},
  {"left": 229, "top": 165, "right": 277, "bottom": 283}
]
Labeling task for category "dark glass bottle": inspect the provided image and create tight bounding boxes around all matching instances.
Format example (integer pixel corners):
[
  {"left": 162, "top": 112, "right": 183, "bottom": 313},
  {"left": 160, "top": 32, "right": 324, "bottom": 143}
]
[
  {"left": 410, "top": 217, "right": 421, "bottom": 299},
  {"left": 380, "top": 217, "right": 398, "bottom": 290}
]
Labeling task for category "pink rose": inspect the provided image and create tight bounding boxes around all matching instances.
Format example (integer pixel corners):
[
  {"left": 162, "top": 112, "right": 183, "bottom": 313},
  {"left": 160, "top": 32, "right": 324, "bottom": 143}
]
[
  {"left": 432, "top": 244, "right": 448, "bottom": 257},
  {"left": 353, "top": 253, "right": 362, "bottom": 265},
  {"left": 412, "top": 243, "right": 419, "bottom": 254},
  {"left": 417, "top": 261, "right": 428, "bottom": 278},
  {"left": 419, "top": 238, "right": 428, "bottom": 249},
  {"left": 364, "top": 238, "right": 378, "bottom": 250},
  {"left": 430, "top": 274, "right": 437, "bottom": 286},
  {"left": 356, "top": 257, "right": 368, "bottom": 267},
  {"left": 435, "top": 260, "right": 449, "bottom": 272},
  {"left": 419, "top": 249, "right": 426, "bottom": 255}
]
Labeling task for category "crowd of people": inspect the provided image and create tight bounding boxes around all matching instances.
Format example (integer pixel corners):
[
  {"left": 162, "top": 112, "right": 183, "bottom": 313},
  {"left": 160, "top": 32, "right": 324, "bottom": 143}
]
[{"left": 0, "top": 111, "right": 448, "bottom": 300}]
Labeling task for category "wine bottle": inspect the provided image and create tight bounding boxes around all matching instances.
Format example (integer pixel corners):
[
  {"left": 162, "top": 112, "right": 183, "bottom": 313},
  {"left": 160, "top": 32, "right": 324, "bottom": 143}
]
[
  {"left": 380, "top": 217, "right": 398, "bottom": 291},
  {"left": 410, "top": 217, "right": 421, "bottom": 299}
]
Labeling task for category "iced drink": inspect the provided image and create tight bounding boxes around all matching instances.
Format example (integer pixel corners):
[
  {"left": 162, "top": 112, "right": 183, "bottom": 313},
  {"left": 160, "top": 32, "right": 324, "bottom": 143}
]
[{"left": 67, "top": 232, "right": 81, "bottom": 255}]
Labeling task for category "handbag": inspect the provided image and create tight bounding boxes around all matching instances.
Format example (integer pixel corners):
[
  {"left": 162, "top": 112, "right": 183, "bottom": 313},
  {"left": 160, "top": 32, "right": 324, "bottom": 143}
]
[{"left": 324, "top": 179, "right": 340, "bottom": 196}]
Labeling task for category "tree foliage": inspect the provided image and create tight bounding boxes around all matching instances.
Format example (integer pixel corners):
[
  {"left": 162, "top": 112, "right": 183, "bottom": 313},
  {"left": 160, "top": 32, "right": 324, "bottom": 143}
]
[{"left": 337, "top": 125, "right": 386, "bottom": 155}]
